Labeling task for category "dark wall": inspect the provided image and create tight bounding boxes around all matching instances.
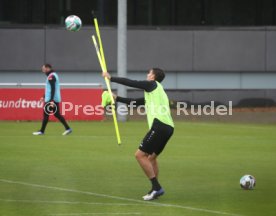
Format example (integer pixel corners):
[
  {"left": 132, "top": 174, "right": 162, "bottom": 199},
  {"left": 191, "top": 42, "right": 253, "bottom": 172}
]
[{"left": 1, "top": 0, "right": 276, "bottom": 26}]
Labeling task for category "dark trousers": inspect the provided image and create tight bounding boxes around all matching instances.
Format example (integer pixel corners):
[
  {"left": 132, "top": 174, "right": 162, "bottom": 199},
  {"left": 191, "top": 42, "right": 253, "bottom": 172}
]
[{"left": 40, "top": 102, "right": 70, "bottom": 133}]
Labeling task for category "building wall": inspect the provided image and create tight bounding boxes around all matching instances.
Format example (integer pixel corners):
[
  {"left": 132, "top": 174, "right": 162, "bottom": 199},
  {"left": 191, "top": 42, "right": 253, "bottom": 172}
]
[{"left": 1, "top": 26, "right": 276, "bottom": 73}]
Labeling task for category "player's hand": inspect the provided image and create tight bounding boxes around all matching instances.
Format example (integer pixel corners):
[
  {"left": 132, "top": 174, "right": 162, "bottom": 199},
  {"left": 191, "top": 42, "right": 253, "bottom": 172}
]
[{"left": 102, "top": 72, "right": 111, "bottom": 79}]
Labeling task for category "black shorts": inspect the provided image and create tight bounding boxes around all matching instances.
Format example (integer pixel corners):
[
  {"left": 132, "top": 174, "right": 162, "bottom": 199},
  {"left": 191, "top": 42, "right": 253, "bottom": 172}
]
[{"left": 139, "top": 118, "right": 174, "bottom": 155}]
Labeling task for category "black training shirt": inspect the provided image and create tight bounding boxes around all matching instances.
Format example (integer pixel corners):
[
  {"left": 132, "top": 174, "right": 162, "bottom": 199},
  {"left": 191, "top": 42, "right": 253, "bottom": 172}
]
[{"left": 110, "top": 77, "right": 157, "bottom": 105}]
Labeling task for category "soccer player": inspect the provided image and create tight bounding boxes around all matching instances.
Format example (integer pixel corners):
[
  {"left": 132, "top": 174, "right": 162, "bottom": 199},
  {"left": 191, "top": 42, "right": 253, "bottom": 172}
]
[
  {"left": 33, "top": 64, "right": 72, "bottom": 136},
  {"left": 102, "top": 68, "right": 174, "bottom": 201}
]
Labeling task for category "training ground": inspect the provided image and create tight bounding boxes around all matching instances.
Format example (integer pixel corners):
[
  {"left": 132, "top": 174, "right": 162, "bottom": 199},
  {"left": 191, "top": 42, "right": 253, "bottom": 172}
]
[{"left": 0, "top": 120, "right": 275, "bottom": 216}]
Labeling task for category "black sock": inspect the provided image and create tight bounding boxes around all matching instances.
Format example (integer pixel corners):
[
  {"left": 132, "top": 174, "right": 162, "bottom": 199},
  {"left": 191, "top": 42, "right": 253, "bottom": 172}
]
[{"left": 150, "top": 177, "right": 161, "bottom": 191}]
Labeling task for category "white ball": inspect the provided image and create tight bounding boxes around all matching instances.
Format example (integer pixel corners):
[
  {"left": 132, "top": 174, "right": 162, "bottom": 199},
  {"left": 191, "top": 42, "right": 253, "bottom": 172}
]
[
  {"left": 240, "top": 175, "right": 256, "bottom": 190},
  {"left": 65, "top": 15, "right": 82, "bottom": 32}
]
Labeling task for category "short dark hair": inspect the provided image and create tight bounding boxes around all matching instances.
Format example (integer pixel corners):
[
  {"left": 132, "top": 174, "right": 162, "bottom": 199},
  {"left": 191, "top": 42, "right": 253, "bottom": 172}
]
[
  {"left": 151, "top": 68, "right": 165, "bottom": 82},
  {"left": 43, "top": 63, "right": 53, "bottom": 69}
]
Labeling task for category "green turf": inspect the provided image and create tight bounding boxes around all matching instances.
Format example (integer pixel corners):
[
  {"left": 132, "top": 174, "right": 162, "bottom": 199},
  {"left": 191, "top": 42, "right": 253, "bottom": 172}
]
[{"left": 0, "top": 121, "right": 275, "bottom": 216}]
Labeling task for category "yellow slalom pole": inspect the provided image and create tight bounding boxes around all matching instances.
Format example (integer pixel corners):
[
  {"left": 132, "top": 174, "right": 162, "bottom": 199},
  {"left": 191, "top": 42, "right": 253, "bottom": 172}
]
[
  {"left": 91, "top": 35, "right": 121, "bottom": 145},
  {"left": 93, "top": 18, "right": 115, "bottom": 105},
  {"left": 93, "top": 18, "right": 107, "bottom": 75},
  {"left": 93, "top": 17, "right": 121, "bottom": 145}
]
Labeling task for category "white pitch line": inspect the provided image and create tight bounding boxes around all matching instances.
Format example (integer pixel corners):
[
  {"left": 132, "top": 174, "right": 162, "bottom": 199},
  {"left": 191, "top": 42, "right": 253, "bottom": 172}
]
[
  {"left": 0, "top": 179, "right": 243, "bottom": 216},
  {"left": 0, "top": 135, "right": 107, "bottom": 138},
  {"left": 0, "top": 199, "right": 145, "bottom": 206},
  {"left": 49, "top": 213, "right": 141, "bottom": 216}
]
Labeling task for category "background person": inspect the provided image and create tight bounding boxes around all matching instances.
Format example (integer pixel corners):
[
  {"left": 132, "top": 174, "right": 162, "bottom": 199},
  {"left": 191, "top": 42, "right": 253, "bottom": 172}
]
[{"left": 33, "top": 64, "right": 72, "bottom": 136}]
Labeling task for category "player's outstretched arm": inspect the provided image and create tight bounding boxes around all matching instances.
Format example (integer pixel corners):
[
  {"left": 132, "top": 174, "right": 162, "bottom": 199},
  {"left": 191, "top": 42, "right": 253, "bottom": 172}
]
[{"left": 102, "top": 72, "right": 156, "bottom": 92}]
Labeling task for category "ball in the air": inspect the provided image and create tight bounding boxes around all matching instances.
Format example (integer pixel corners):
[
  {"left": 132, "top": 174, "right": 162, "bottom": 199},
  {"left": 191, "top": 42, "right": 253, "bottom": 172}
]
[
  {"left": 65, "top": 15, "right": 82, "bottom": 32},
  {"left": 240, "top": 175, "right": 256, "bottom": 190}
]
